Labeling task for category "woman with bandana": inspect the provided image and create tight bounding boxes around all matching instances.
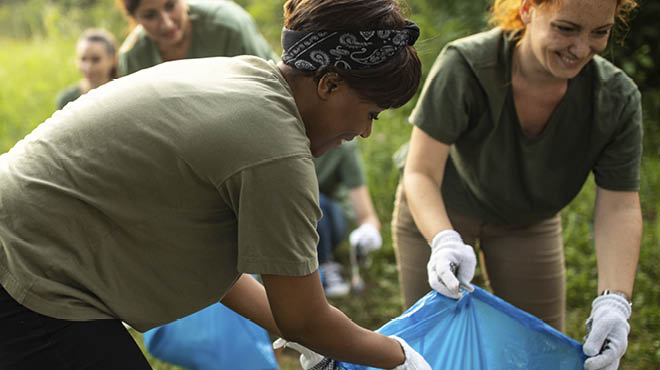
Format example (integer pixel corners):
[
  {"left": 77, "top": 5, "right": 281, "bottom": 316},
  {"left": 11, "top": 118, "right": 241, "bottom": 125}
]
[
  {"left": 0, "top": 0, "right": 426, "bottom": 369},
  {"left": 115, "top": 0, "right": 277, "bottom": 76},
  {"left": 393, "top": 0, "right": 641, "bottom": 369}
]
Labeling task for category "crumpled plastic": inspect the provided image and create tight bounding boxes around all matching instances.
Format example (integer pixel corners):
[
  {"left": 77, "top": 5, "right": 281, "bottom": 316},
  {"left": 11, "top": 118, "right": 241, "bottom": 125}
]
[
  {"left": 338, "top": 286, "right": 586, "bottom": 370},
  {"left": 142, "top": 302, "right": 278, "bottom": 370}
]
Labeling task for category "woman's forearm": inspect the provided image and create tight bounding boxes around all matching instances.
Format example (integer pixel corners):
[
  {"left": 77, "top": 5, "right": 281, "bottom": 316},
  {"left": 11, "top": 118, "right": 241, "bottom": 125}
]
[{"left": 593, "top": 188, "right": 642, "bottom": 297}]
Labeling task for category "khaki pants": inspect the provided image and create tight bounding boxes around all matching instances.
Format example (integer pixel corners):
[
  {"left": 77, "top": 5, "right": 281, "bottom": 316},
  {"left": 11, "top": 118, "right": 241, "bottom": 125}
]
[{"left": 392, "top": 184, "right": 566, "bottom": 331}]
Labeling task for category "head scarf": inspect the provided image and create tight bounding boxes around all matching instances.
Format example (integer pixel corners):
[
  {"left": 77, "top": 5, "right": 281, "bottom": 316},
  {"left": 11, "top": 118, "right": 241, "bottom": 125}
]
[{"left": 281, "top": 20, "right": 420, "bottom": 71}]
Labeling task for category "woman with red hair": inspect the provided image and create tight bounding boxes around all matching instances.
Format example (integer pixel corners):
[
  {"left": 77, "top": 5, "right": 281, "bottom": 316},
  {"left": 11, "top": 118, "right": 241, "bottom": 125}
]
[{"left": 394, "top": 1, "right": 641, "bottom": 369}]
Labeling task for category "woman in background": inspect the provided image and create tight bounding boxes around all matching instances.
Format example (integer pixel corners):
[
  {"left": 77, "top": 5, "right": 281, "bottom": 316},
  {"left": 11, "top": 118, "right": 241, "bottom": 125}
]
[
  {"left": 115, "top": 0, "right": 277, "bottom": 76},
  {"left": 55, "top": 28, "right": 118, "bottom": 110}
]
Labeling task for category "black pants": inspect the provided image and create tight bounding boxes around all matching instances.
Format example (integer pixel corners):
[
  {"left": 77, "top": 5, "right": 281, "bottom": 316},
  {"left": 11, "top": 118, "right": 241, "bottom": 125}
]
[{"left": 0, "top": 285, "right": 152, "bottom": 370}]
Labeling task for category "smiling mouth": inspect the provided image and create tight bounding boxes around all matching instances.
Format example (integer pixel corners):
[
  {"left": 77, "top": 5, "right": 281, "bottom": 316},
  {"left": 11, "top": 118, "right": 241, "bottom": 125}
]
[
  {"left": 162, "top": 31, "right": 178, "bottom": 39},
  {"left": 557, "top": 52, "right": 581, "bottom": 67}
]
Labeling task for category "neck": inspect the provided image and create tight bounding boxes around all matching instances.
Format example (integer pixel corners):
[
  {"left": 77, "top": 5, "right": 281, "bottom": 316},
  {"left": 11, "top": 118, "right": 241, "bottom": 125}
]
[
  {"left": 277, "top": 62, "right": 318, "bottom": 128},
  {"left": 79, "top": 78, "right": 109, "bottom": 93}
]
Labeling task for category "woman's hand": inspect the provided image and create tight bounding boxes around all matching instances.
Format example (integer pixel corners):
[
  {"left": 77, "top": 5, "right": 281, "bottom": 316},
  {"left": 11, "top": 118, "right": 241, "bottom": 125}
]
[{"left": 427, "top": 230, "right": 476, "bottom": 299}]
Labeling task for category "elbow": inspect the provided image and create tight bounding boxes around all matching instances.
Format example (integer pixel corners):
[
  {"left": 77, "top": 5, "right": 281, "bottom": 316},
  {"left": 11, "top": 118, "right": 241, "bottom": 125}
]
[{"left": 276, "top": 321, "right": 312, "bottom": 344}]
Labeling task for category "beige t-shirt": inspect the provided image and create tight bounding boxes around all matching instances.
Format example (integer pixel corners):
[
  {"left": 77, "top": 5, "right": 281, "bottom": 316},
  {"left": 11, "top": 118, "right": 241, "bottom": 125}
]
[{"left": 0, "top": 56, "right": 320, "bottom": 331}]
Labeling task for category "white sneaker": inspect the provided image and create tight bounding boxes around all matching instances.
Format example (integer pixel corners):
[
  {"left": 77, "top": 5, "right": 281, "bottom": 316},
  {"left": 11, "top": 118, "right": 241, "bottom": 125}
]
[{"left": 320, "top": 262, "right": 350, "bottom": 298}]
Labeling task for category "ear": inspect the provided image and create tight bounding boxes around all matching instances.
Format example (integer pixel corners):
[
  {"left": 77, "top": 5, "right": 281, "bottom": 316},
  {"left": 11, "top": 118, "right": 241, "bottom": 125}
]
[
  {"left": 520, "top": 0, "right": 534, "bottom": 25},
  {"left": 316, "top": 72, "right": 344, "bottom": 101}
]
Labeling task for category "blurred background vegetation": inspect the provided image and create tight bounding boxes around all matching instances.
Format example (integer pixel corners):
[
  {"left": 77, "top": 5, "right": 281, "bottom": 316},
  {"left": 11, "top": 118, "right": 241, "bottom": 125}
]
[{"left": 0, "top": 0, "right": 658, "bottom": 369}]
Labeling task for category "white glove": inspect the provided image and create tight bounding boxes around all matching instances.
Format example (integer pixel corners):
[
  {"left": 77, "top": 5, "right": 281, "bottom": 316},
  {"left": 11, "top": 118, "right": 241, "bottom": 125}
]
[
  {"left": 427, "top": 229, "right": 476, "bottom": 299},
  {"left": 273, "top": 338, "right": 336, "bottom": 369},
  {"left": 349, "top": 223, "right": 382, "bottom": 253},
  {"left": 390, "top": 336, "right": 431, "bottom": 370},
  {"left": 583, "top": 293, "right": 632, "bottom": 370},
  {"left": 273, "top": 336, "right": 431, "bottom": 370}
]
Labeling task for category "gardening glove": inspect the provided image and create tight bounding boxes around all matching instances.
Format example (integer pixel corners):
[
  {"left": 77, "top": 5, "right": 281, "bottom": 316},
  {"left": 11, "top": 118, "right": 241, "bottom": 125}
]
[
  {"left": 427, "top": 229, "right": 476, "bottom": 299},
  {"left": 390, "top": 335, "right": 431, "bottom": 370},
  {"left": 273, "top": 336, "right": 431, "bottom": 370},
  {"left": 349, "top": 223, "right": 382, "bottom": 254},
  {"left": 273, "top": 338, "right": 337, "bottom": 370},
  {"left": 583, "top": 293, "right": 632, "bottom": 370}
]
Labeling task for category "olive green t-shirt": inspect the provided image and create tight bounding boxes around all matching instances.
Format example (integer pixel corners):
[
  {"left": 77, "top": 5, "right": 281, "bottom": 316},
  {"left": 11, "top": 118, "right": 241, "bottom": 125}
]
[
  {"left": 313, "top": 141, "right": 365, "bottom": 221},
  {"left": 0, "top": 56, "right": 320, "bottom": 332},
  {"left": 55, "top": 84, "right": 82, "bottom": 110},
  {"left": 118, "top": 0, "right": 277, "bottom": 76},
  {"left": 409, "top": 28, "right": 643, "bottom": 225}
]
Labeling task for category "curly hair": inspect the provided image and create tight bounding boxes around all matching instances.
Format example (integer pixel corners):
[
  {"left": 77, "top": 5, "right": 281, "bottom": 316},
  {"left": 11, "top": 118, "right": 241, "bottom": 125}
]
[{"left": 489, "top": 0, "right": 638, "bottom": 34}]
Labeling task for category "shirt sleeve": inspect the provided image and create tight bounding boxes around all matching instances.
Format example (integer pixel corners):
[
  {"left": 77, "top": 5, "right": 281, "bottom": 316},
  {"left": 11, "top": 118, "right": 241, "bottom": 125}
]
[
  {"left": 593, "top": 88, "right": 643, "bottom": 191},
  {"left": 220, "top": 156, "right": 321, "bottom": 276},
  {"left": 408, "top": 46, "right": 482, "bottom": 144}
]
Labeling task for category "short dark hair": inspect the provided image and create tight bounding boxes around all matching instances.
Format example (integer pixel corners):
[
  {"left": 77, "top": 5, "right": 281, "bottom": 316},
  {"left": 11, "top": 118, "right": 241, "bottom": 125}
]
[{"left": 283, "top": 0, "right": 421, "bottom": 109}]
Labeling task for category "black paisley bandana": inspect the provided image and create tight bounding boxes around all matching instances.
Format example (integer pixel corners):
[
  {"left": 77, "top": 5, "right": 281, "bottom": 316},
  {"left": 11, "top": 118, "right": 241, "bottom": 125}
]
[{"left": 281, "top": 20, "right": 420, "bottom": 71}]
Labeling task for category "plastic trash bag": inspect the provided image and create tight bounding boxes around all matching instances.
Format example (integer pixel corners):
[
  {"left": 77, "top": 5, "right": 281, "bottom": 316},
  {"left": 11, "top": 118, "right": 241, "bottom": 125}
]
[
  {"left": 338, "top": 286, "right": 586, "bottom": 370},
  {"left": 143, "top": 302, "right": 278, "bottom": 370}
]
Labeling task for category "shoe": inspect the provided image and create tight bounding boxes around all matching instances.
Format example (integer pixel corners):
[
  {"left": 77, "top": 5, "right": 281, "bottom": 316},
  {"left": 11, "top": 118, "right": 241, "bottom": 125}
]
[{"left": 320, "top": 262, "right": 350, "bottom": 298}]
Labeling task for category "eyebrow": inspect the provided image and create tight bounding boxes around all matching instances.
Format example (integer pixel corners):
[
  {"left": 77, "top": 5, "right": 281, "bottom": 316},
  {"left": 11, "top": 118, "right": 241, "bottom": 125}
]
[{"left": 555, "top": 20, "right": 615, "bottom": 30}]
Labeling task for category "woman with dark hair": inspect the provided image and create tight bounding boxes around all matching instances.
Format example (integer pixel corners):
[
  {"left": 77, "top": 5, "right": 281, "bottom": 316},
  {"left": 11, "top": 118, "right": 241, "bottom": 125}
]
[
  {"left": 115, "top": 0, "right": 277, "bottom": 76},
  {"left": 393, "top": 0, "right": 641, "bottom": 369},
  {"left": 0, "top": 0, "right": 425, "bottom": 369},
  {"left": 56, "top": 28, "right": 118, "bottom": 110}
]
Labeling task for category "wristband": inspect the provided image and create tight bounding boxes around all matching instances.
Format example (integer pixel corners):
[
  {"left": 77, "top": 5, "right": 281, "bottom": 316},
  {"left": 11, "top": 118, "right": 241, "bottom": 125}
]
[{"left": 600, "top": 289, "right": 632, "bottom": 306}]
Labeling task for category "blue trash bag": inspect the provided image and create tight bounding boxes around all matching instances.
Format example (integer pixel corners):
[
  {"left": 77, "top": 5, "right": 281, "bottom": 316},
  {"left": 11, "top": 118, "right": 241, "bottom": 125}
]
[
  {"left": 338, "top": 286, "right": 586, "bottom": 370},
  {"left": 142, "top": 302, "right": 278, "bottom": 370}
]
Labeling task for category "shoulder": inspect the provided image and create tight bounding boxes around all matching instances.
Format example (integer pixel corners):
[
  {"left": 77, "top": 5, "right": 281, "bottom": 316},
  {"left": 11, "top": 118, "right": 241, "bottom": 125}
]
[
  {"left": 118, "top": 25, "right": 150, "bottom": 56},
  {"left": 118, "top": 26, "right": 154, "bottom": 75},
  {"left": 56, "top": 85, "right": 82, "bottom": 109},
  {"left": 189, "top": 0, "right": 255, "bottom": 32},
  {"left": 444, "top": 28, "right": 508, "bottom": 68},
  {"left": 589, "top": 55, "right": 640, "bottom": 99}
]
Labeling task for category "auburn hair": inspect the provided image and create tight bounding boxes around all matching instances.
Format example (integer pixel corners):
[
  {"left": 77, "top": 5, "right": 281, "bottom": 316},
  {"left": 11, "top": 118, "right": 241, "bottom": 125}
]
[{"left": 489, "top": 0, "right": 638, "bottom": 32}]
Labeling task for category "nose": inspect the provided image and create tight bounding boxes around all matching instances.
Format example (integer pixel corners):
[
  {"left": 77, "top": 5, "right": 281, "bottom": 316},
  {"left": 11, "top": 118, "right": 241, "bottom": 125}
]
[
  {"left": 161, "top": 12, "right": 175, "bottom": 29},
  {"left": 569, "top": 34, "right": 592, "bottom": 59},
  {"left": 79, "top": 61, "right": 91, "bottom": 74},
  {"left": 360, "top": 120, "right": 373, "bottom": 138}
]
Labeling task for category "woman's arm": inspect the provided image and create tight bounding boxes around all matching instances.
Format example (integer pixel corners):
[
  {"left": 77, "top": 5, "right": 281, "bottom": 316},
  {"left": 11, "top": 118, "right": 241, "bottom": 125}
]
[
  {"left": 221, "top": 272, "right": 405, "bottom": 368},
  {"left": 220, "top": 274, "right": 281, "bottom": 336},
  {"left": 593, "top": 187, "right": 642, "bottom": 297},
  {"left": 402, "top": 126, "right": 454, "bottom": 241},
  {"left": 348, "top": 185, "right": 380, "bottom": 230},
  {"left": 261, "top": 272, "right": 405, "bottom": 369}
]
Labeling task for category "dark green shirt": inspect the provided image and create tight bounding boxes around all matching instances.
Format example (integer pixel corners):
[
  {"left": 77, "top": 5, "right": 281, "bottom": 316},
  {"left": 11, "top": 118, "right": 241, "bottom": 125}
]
[
  {"left": 118, "top": 0, "right": 277, "bottom": 76},
  {"left": 313, "top": 142, "right": 365, "bottom": 220},
  {"left": 55, "top": 84, "right": 82, "bottom": 110},
  {"left": 313, "top": 141, "right": 365, "bottom": 198},
  {"left": 409, "top": 28, "right": 643, "bottom": 225}
]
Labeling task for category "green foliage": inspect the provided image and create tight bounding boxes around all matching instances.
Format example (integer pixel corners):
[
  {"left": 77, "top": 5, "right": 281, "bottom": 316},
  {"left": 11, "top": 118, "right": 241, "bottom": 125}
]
[
  {"left": 606, "top": 0, "right": 660, "bottom": 92},
  {"left": 0, "top": 0, "right": 126, "bottom": 40},
  {"left": 0, "top": 37, "right": 79, "bottom": 152},
  {"left": 0, "top": 0, "right": 659, "bottom": 369}
]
